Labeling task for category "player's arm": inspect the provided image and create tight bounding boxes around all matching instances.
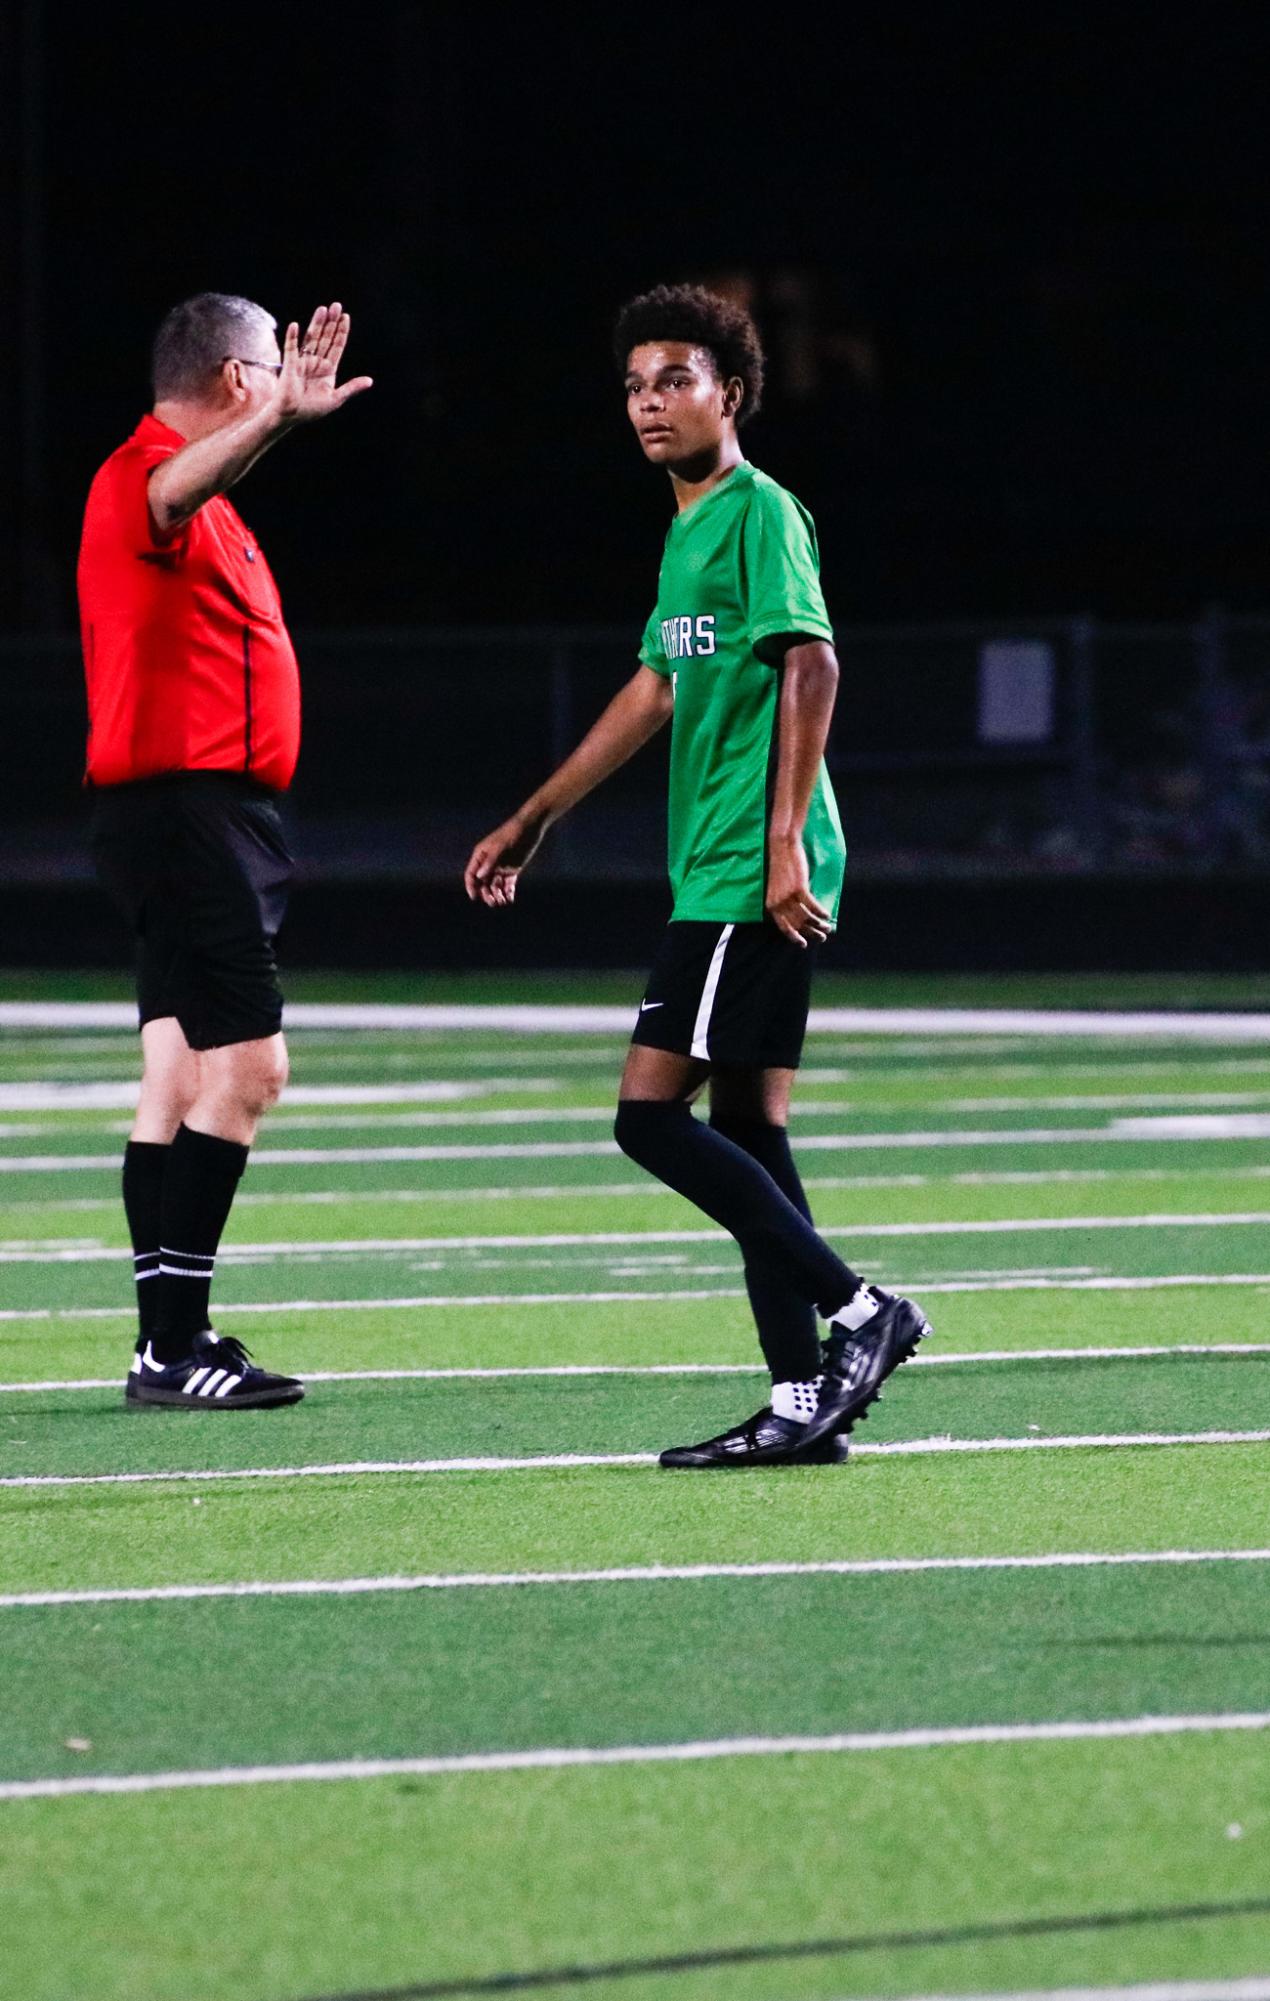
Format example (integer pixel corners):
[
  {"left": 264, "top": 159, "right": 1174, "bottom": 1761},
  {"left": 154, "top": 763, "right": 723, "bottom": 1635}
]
[
  {"left": 148, "top": 304, "right": 373, "bottom": 536},
  {"left": 464, "top": 664, "right": 674, "bottom": 906},
  {"left": 765, "top": 637, "right": 840, "bottom": 946}
]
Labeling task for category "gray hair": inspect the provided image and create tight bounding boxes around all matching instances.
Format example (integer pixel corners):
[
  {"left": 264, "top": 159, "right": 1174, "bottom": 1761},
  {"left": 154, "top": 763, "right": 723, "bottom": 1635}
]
[{"left": 151, "top": 292, "right": 277, "bottom": 400}]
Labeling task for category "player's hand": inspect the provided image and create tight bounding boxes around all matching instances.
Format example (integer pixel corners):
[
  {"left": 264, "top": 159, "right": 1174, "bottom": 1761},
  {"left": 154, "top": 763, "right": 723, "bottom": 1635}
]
[
  {"left": 464, "top": 814, "right": 546, "bottom": 907},
  {"left": 765, "top": 833, "right": 834, "bottom": 947},
  {"left": 272, "top": 303, "right": 373, "bottom": 424}
]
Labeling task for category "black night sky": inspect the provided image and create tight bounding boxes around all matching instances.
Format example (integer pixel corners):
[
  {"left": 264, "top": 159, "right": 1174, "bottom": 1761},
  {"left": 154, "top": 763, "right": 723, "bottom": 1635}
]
[{"left": 3, "top": 5, "right": 1268, "bottom": 635}]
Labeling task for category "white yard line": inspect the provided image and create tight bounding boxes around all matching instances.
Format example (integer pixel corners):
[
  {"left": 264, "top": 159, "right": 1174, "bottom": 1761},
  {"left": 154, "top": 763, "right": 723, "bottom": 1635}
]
[
  {"left": 7, "top": 1119, "right": 1270, "bottom": 1171},
  {"left": 10, "top": 1088, "right": 1270, "bottom": 1123},
  {"left": 2, "top": 1344, "right": 1265, "bottom": 1397},
  {"left": 3, "top": 1430, "right": 1269, "bottom": 1490},
  {"left": 5, "top": 1548, "right": 1269, "bottom": 1611},
  {"left": 6, "top": 1164, "right": 1270, "bottom": 1215},
  {"left": 0, "top": 1081, "right": 560, "bottom": 1112},
  {"left": 872, "top": 1985, "right": 1270, "bottom": 2001},
  {"left": 5, "top": 1000, "right": 1270, "bottom": 1037},
  {"left": 2, "top": 1710, "right": 1268, "bottom": 1802},
  {"left": 3, "top": 1271, "right": 1270, "bottom": 1326},
  {"left": 1, "top": 1211, "right": 1266, "bottom": 1264},
  {"left": 941, "top": 1091, "right": 1270, "bottom": 1112}
]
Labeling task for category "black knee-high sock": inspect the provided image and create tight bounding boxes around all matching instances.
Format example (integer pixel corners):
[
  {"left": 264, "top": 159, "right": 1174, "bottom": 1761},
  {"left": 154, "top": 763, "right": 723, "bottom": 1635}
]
[
  {"left": 121, "top": 1141, "right": 168, "bottom": 1351},
  {"left": 614, "top": 1100, "right": 863, "bottom": 1320},
  {"left": 708, "top": 1114, "right": 823, "bottom": 1382},
  {"left": 153, "top": 1124, "right": 249, "bottom": 1362}
]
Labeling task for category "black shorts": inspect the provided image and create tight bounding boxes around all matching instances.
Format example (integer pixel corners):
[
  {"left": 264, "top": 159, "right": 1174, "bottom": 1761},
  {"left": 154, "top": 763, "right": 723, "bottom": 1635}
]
[
  {"left": 630, "top": 920, "right": 817, "bottom": 1070},
  {"left": 91, "top": 773, "right": 293, "bottom": 1051}
]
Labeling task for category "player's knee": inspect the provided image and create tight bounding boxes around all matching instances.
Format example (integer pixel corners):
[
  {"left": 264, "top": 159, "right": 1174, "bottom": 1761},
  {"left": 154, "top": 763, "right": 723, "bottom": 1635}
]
[
  {"left": 231, "top": 1041, "right": 288, "bottom": 1119},
  {"left": 256, "top": 1042, "right": 289, "bottom": 1110},
  {"left": 614, "top": 1097, "right": 683, "bottom": 1167}
]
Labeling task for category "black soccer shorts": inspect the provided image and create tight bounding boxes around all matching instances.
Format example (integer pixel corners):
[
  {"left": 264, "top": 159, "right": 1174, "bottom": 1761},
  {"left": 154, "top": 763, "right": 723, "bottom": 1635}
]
[
  {"left": 92, "top": 772, "right": 293, "bottom": 1051},
  {"left": 629, "top": 919, "right": 818, "bottom": 1071}
]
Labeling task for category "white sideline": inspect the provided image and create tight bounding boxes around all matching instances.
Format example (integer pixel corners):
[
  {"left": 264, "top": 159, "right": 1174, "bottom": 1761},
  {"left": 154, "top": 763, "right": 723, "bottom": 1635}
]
[
  {"left": 0, "top": 1080, "right": 558, "bottom": 1112},
  {"left": 3, "top": 1429, "right": 1269, "bottom": 1490},
  {"left": 5, "top": 1547, "right": 1269, "bottom": 1611},
  {"left": 5, "top": 1000, "right": 1270, "bottom": 1038},
  {"left": 2, "top": 1710, "right": 1268, "bottom": 1802},
  {"left": 5, "top": 1210, "right": 1270, "bottom": 1265},
  {"left": 14, "top": 1164, "right": 1270, "bottom": 1215},
  {"left": 8, "top": 1087, "right": 1270, "bottom": 1123},
  {"left": 7, "top": 1118, "right": 1270, "bottom": 1171},
  {"left": 868, "top": 1985, "right": 1270, "bottom": 2001},
  {"left": 2, "top": 1343, "right": 1266, "bottom": 1397},
  {"left": 4, "top": 1272, "right": 1270, "bottom": 1326}
]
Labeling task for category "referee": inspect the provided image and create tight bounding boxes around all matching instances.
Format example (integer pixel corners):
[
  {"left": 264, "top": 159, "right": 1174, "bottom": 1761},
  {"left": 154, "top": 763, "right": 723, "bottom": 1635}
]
[{"left": 77, "top": 292, "right": 371, "bottom": 1409}]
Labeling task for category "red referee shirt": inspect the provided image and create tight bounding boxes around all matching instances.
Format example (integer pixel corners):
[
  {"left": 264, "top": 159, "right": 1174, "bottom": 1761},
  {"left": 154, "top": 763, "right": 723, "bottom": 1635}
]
[{"left": 77, "top": 414, "right": 301, "bottom": 791}]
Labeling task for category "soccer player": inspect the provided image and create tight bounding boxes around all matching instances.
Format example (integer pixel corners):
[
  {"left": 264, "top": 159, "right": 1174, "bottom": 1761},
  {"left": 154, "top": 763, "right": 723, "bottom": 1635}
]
[
  {"left": 465, "top": 284, "right": 930, "bottom": 1467},
  {"left": 78, "top": 292, "right": 371, "bottom": 1409}
]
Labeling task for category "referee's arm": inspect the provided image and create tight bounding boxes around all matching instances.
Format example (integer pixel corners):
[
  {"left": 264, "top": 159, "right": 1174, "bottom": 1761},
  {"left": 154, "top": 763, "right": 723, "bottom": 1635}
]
[
  {"left": 149, "top": 303, "right": 372, "bottom": 534},
  {"left": 148, "top": 399, "right": 296, "bottom": 535}
]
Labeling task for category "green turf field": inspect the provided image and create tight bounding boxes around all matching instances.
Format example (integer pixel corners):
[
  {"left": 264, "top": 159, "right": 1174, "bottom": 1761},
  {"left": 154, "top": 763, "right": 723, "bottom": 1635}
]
[{"left": 2, "top": 973, "right": 1269, "bottom": 2001}]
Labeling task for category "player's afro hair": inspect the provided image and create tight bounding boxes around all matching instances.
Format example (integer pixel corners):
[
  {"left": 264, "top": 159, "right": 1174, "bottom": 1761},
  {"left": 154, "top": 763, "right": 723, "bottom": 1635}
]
[{"left": 614, "top": 284, "right": 765, "bottom": 425}]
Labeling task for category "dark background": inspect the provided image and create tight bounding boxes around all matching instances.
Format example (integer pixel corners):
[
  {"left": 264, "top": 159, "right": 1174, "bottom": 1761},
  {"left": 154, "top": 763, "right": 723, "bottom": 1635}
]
[
  {"left": 4, "top": 4, "right": 1268, "bottom": 632},
  {"left": 2, "top": 3, "right": 1268, "bottom": 969}
]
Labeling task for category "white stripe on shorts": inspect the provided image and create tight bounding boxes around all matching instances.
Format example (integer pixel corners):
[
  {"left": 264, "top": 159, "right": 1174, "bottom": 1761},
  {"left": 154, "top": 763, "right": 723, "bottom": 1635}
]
[{"left": 690, "top": 924, "right": 735, "bottom": 1061}]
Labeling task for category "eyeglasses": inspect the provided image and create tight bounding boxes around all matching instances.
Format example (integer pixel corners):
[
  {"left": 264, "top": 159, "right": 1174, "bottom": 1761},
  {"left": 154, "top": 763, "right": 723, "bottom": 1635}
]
[{"left": 222, "top": 356, "right": 283, "bottom": 375}]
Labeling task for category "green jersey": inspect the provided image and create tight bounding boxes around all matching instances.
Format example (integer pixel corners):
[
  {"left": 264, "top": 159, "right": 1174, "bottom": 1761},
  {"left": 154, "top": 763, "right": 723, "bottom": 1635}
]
[{"left": 639, "top": 461, "right": 846, "bottom": 925}]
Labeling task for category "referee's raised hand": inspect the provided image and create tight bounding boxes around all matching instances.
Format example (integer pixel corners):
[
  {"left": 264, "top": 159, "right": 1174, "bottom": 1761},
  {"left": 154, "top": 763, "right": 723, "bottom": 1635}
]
[{"left": 273, "top": 303, "right": 373, "bottom": 424}]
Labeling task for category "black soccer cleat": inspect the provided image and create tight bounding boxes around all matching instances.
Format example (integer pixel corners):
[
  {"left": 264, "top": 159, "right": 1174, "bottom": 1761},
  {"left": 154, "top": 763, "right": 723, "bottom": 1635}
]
[
  {"left": 125, "top": 1330, "right": 305, "bottom": 1410},
  {"left": 798, "top": 1289, "right": 932, "bottom": 1449},
  {"left": 659, "top": 1405, "right": 850, "bottom": 1470}
]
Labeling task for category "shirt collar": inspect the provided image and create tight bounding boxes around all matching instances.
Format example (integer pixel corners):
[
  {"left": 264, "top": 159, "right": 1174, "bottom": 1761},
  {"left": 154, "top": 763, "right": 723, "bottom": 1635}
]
[{"left": 135, "top": 412, "right": 187, "bottom": 448}]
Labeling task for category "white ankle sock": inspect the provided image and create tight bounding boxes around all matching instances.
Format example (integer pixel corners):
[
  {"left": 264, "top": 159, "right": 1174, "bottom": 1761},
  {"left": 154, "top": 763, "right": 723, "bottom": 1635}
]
[
  {"left": 831, "top": 1284, "right": 881, "bottom": 1333},
  {"left": 771, "top": 1378, "right": 821, "bottom": 1422}
]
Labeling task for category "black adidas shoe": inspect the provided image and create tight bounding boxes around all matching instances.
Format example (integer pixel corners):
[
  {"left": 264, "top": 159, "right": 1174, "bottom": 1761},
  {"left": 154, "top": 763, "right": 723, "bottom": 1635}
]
[
  {"left": 799, "top": 1290, "right": 931, "bottom": 1449},
  {"left": 659, "top": 1405, "right": 851, "bottom": 1470},
  {"left": 125, "top": 1331, "right": 305, "bottom": 1410}
]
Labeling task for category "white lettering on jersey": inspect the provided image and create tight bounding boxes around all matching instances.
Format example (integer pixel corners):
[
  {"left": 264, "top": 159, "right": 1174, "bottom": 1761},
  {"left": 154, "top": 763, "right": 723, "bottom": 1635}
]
[{"left": 659, "top": 614, "right": 717, "bottom": 661}]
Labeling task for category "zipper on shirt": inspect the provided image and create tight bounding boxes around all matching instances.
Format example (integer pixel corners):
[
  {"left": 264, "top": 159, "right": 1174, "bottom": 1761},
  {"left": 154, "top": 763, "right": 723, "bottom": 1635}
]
[{"left": 242, "top": 626, "right": 254, "bottom": 772}]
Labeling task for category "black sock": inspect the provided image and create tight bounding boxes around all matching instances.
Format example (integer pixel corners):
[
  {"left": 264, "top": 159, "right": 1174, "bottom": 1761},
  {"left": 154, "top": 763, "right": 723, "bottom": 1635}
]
[
  {"left": 614, "top": 1100, "right": 863, "bottom": 1322},
  {"left": 153, "top": 1124, "right": 249, "bottom": 1362},
  {"left": 122, "top": 1141, "right": 168, "bottom": 1351},
  {"left": 708, "top": 1114, "right": 823, "bottom": 1383}
]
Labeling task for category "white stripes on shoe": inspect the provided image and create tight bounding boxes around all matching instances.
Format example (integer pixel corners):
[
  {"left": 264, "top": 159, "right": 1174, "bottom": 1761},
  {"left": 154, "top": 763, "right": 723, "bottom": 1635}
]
[
  {"left": 690, "top": 925, "right": 735, "bottom": 1061},
  {"left": 136, "top": 1344, "right": 242, "bottom": 1397},
  {"left": 181, "top": 1366, "right": 243, "bottom": 1398}
]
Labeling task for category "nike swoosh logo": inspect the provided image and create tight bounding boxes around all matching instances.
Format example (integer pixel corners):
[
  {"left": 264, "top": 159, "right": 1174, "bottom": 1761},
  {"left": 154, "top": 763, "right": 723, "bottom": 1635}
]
[{"left": 639, "top": 1001, "right": 664, "bottom": 1012}]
